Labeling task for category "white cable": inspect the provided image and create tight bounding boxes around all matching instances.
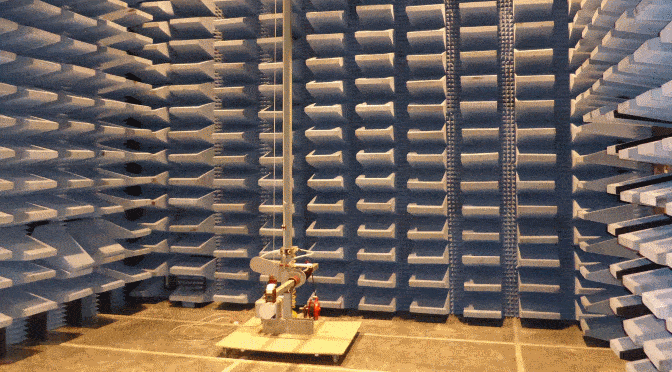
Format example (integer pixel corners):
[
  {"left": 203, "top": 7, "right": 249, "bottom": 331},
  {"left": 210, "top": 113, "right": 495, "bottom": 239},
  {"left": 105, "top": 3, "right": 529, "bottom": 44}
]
[
  {"left": 294, "top": 253, "right": 315, "bottom": 260},
  {"left": 260, "top": 249, "right": 282, "bottom": 258},
  {"left": 168, "top": 313, "right": 246, "bottom": 342},
  {"left": 271, "top": 0, "right": 279, "bottom": 254}
]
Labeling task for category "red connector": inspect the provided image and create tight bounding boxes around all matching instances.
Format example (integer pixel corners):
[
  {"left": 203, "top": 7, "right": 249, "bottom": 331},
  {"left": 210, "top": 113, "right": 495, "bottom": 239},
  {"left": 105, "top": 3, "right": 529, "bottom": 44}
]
[{"left": 313, "top": 296, "right": 320, "bottom": 320}]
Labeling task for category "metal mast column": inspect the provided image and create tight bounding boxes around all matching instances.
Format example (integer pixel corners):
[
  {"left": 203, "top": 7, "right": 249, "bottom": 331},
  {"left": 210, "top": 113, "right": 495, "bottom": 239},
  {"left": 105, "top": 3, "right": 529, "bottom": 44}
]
[{"left": 281, "top": 0, "right": 293, "bottom": 266}]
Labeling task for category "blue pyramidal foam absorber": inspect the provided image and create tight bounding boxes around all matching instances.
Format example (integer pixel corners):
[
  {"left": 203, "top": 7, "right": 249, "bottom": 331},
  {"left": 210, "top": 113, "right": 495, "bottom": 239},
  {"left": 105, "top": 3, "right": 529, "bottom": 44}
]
[
  {"left": 570, "top": 0, "right": 672, "bottom": 369},
  {"left": 7, "top": 0, "right": 672, "bottom": 358}
]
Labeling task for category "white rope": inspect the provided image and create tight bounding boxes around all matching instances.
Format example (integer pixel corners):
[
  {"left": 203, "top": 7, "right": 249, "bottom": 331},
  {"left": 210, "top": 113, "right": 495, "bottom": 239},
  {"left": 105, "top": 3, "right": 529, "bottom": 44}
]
[
  {"left": 271, "top": 0, "right": 279, "bottom": 254},
  {"left": 168, "top": 313, "right": 246, "bottom": 342}
]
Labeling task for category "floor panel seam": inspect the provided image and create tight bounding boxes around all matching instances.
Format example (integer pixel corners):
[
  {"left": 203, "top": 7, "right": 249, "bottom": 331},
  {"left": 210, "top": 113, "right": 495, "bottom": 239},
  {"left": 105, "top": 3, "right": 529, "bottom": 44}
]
[
  {"left": 361, "top": 332, "right": 515, "bottom": 346},
  {"left": 94, "top": 313, "right": 611, "bottom": 352},
  {"left": 99, "top": 313, "right": 238, "bottom": 325},
  {"left": 513, "top": 320, "right": 525, "bottom": 372},
  {"left": 518, "top": 342, "right": 614, "bottom": 351},
  {"left": 60, "top": 343, "right": 390, "bottom": 372},
  {"left": 361, "top": 333, "right": 611, "bottom": 351},
  {"left": 220, "top": 360, "right": 241, "bottom": 372}
]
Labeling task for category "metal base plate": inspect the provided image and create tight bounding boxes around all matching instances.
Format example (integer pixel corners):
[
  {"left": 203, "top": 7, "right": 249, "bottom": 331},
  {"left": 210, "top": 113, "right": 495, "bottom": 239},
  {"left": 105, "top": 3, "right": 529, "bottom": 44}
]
[{"left": 216, "top": 317, "right": 361, "bottom": 358}]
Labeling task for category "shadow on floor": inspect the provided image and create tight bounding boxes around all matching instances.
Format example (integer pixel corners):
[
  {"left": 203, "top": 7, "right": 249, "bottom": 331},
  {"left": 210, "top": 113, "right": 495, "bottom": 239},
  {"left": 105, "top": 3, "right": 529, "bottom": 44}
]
[
  {"left": 221, "top": 349, "right": 339, "bottom": 366},
  {"left": 129, "top": 296, "right": 166, "bottom": 305},
  {"left": 582, "top": 336, "right": 611, "bottom": 348},
  {"left": 0, "top": 316, "right": 120, "bottom": 365},
  {"left": 397, "top": 312, "right": 449, "bottom": 324},
  {"left": 168, "top": 301, "right": 210, "bottom": 309},
  {"left": 25, "top": 330, "right": 82, "bottom": 346},
  {"left": 0, "top": 346, "right": 41, "bottom": 365},
  {"left": 317, "top": 308, "right": 359, "bottom": 318},
  {"left": 215, "top": 303, "right": 255, "bottom": 312},
  {"left": 78, "top": 316, "right": 117, "bottom": 330},
  {"left": 520, "top": 318, "right": 578, "bottom": 330},
  {"left": 456, "top": 316, "right": 505, "bottom": 328},
  {"left": 96, "top": 291, "right": 149, "bottom": 316}
]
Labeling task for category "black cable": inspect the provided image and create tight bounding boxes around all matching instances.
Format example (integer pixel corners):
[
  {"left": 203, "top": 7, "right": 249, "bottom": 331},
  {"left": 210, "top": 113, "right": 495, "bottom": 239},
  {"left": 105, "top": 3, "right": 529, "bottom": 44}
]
[{"left": 311, "top": 267, "right": 317, "bottom": 298}]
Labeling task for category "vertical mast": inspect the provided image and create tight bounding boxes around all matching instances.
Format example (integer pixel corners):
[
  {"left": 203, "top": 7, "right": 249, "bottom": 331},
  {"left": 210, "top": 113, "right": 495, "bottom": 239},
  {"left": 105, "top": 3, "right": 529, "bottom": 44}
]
[{"left": 281, "top": 0, "right": 293, "bottom": 263}]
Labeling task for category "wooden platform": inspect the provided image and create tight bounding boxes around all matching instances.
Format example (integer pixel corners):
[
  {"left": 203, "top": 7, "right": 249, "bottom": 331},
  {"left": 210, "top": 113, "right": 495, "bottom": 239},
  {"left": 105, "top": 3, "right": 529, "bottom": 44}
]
[{"left": 216, "top": 317, "right": 361, "bottom": 362}]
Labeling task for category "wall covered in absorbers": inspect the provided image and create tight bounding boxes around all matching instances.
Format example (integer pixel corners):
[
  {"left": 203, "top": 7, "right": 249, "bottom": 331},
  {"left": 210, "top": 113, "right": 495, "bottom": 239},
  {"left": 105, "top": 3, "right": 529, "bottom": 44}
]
[
  {"left": 568, "top": 0, "right": 672, "bottom": 370},
  {"left": 212, "top": 0, "right": 574, "bottom": 319},
  {"left": 0, "top": 0, "right": 588, "bottom": 354},
  {"left": 0, "top": 0, "right": 224, "bottom": 349}
]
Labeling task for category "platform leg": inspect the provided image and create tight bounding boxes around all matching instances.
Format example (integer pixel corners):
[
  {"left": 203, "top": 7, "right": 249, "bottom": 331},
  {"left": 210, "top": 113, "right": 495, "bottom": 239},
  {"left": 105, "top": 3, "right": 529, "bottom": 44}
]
[
  {"left": 97, "top": 292, "right": 111, "bottom": 314},
  {"left": 81, "top": 295, "right": 98, "bottom": 323},
  {"left": 27, "top": 312, "right": 48, "bottom": 341},
  {"left": 333, "top": 355, "right": 339, "bottom": 364},
  {"left": 0, "top": 327, "right": 6, "bottom": 358},
  {"left": 109, "top": 288, "right": 125, "bottom": 313},
  {"left": 65, "top": 299, "right": 83, "bottom": 326}
]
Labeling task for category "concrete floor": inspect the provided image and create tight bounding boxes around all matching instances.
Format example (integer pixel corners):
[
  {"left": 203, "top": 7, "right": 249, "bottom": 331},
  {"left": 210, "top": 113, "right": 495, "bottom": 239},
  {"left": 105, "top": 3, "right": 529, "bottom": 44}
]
[{"left": 0, "top": 301, "right": 625, "bottom": 372}]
